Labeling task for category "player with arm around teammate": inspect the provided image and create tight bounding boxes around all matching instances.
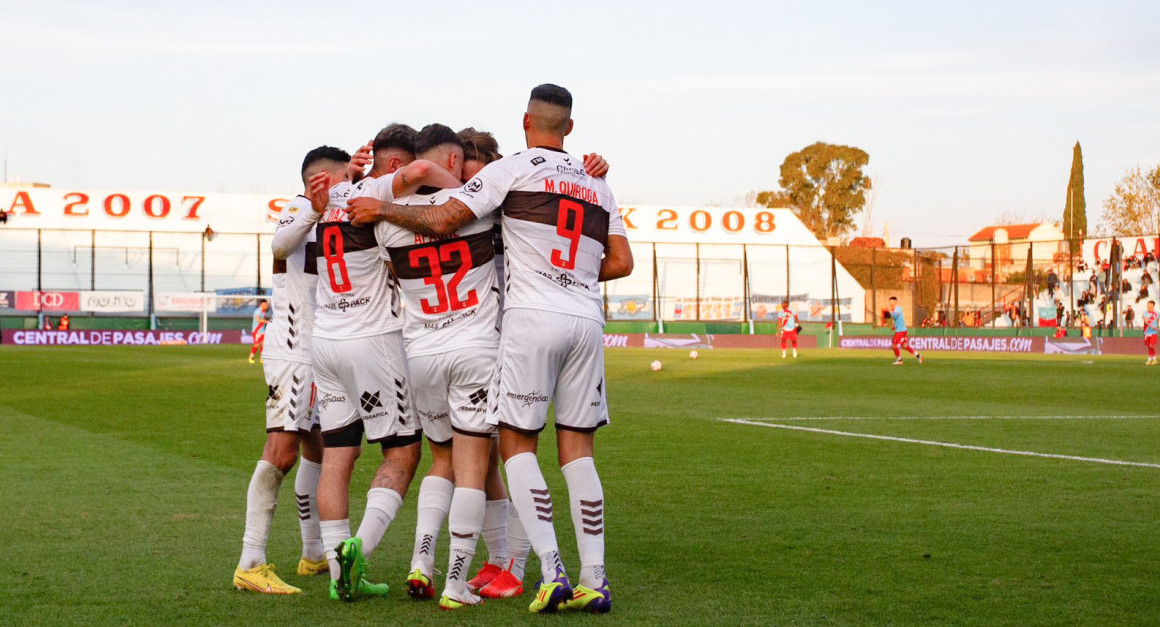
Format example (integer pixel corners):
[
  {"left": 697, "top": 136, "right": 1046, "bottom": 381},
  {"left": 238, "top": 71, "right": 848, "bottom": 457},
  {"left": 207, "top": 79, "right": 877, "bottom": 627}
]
[
  {"left": 887, "top": 296, "right": 922, "bottom": 365},
  {"left": 348, "top": 84, "right": 633, "bottom": 614},
  {"left": 231, "top": 147, "right": 363, "bottom": 595}
]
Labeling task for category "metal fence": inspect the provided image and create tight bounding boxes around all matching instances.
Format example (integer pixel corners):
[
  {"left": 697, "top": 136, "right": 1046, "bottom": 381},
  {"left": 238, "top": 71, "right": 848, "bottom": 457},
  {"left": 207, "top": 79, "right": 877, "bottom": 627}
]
[{"left": 1, "top": 227, "right": 866, "bottom": 326}]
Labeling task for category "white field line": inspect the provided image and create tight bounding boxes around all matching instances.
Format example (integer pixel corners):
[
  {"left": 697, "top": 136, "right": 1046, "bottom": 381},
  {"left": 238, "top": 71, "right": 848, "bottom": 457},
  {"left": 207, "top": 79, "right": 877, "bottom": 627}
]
[
  {"left": 721, "top": 418, "right": 1160, "bottom": 470},
  {"left": 735, "top": 415, "right": 1156, "bottom": 422}
]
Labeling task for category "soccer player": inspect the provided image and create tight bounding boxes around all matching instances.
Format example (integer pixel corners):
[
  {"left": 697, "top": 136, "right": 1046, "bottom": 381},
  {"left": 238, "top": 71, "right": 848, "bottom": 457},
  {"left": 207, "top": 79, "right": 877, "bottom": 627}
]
[
  {"left": 347, "top": 84, "right": 633, "bottom": 614},
  {"left": 299, "top": 129, "right": 463, "bottom": 602},
  {"left": 887, "top": 296, "right": 922, "bottom": 365},
  {"left": 232, "top": 146, "right": 362, "bottom": 595},
  {"left": 1143, "top": 300, "right": 1157, "bottom": 366},
  {"left": 248, "top": 300, "right": 271, "bottom": 364},
  {"left": 778, "top": 299, "right": 798, "bottom": 358}
]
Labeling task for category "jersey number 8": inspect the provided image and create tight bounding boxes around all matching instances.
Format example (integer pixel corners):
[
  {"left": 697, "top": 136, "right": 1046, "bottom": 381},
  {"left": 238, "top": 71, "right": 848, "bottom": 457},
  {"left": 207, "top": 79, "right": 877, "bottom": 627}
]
[{"left": 321, "top": 226, "right": 352, "bottom": 294}]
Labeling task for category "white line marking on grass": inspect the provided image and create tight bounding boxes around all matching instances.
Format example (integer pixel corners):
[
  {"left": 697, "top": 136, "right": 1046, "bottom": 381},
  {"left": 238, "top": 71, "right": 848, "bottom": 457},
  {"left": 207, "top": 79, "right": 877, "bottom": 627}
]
[
  {"left": 721, "top": 418, "right": 1160, "bottom": 469},
  {"left": 738, "top": 415, "right": 1156, "bottom": 422}
]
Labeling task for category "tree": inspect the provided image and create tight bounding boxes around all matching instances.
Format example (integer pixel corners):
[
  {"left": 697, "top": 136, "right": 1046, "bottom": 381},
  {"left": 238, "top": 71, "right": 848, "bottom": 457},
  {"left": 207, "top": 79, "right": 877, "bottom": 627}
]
[
  {"left": 1061, "top": 141, "right": 1087, "bottom": 253},
  {"left": 756, "top": 142, "right": 871, "bottom": 240},
  {"left": 1102, "top": 164, "right": 1160, "bottom": 235}
]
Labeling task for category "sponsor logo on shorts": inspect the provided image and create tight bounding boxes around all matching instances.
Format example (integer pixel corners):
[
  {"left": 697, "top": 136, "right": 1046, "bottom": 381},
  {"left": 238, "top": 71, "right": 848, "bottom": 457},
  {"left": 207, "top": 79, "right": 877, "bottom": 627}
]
[
  {"left": 534, "top": 270, "right": 591, "bottom": 291},
  {"left": 359, "top": 390, "right": 383, "bottom": 413},
  {"left": 317, "top": 393, "right": 345, "bottom": 410},
  {"left": 323, "top": 296, "right": 371, "bottom": 313},
  {"left": 418, "top": 409, "right": 448, "bottom": 422},
  {"left": 422, "top": 307, "right": 478, "bottom": 330},
  {"left": 457, "top": 388, "right": 488, "bottom": 413},
  {"left": 506, "top": 390, "right": 549, "bottom": 408}
]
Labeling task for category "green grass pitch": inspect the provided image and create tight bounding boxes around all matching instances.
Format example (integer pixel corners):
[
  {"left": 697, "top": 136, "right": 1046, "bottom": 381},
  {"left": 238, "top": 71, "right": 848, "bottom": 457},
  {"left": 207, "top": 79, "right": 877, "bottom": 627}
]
[{"left": 2, "top": 345, "right": 1159, "bottom": 625}]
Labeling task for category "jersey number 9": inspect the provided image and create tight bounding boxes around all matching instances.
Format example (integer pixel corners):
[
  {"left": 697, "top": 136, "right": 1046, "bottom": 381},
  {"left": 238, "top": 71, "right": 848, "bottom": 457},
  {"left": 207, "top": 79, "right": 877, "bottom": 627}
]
[{"left": 550, "top": 199, "right": 584, "bottom": 271}]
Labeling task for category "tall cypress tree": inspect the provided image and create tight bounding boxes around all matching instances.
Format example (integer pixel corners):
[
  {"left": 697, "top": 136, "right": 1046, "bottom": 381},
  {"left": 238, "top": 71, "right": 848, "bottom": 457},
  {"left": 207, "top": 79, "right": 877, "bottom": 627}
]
[{"left": 1062, "top": 141, "right": 1087, "bottom": 253}]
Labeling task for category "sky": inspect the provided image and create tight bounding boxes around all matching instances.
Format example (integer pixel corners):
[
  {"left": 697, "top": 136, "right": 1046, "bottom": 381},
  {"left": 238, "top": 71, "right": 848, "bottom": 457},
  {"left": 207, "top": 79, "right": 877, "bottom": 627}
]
[{"left": 2, "top": 0, "right": 1158, "bottom": 246}]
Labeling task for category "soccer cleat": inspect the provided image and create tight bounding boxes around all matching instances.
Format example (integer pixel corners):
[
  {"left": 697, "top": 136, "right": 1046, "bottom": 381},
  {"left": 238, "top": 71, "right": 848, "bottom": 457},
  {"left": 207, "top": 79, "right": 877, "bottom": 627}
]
[
  {"left": 892, "top": 358, "right": 904, "bottom": 365},
  {"left": 297, "top": 556, "right": 328, "bottom": 577},
  {"left": 406, "top": 568, "right": 435, "bottom": 600},
  {"left": 467, "top": 563, "right": 503, "bottom": 591},
  {"left": 917, "top": 353, "right": 924, "bottom": 364},
  {"left": 248, "top": 355, "right": 255, "bottom": 364},
  {"left": 528, "top": 572, "right": 571, "bottom": 613},
  {"left": 356, "top": 577, "right": 390, "bottom": 597},
  {"left": 233, "top": 563, "right": 302, "bottom": 595},
  {"left": 479, "top": 567, "right": 524, "bottom": 598},
  {"left": 335, "top": 537, "right": 367, "bottom": 601},
  {"left": 564, "top": 579, "right": 611, "bottom": 614},
  {"left": 438, "top": 590, "right": 483, "bottom": 611}
]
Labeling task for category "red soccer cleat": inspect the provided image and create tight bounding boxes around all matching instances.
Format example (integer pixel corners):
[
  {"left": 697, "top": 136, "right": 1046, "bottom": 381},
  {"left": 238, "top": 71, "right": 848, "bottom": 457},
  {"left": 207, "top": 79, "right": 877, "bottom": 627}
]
[
  {"left": 478, "top": 567, "right": 524, "bottom": 599},
  {"left": 467, "top": 563, "right": 503, "bottom": 592}
]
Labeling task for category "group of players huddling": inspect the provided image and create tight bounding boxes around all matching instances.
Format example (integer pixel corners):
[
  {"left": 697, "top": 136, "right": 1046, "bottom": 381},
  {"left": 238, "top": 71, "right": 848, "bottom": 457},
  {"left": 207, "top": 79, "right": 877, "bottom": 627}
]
[{"left": 231, "top": 84, "right": 632, "bottom": 614}]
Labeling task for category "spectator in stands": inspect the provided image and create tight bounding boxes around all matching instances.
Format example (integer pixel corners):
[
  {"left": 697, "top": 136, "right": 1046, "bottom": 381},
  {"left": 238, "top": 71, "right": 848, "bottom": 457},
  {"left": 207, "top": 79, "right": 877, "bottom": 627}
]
[
  {"left": 1122, "top": 278, "right": 1133, "bottom": 293},
  {"left": 58, "top": 314, "right": 70, "bottom": 331},
  {"left": 1138, "top": 283, "right": 1150, "bottom": 304},
  {"left": 1046, "top": 269, "right": 1059, "bottom": 298},
  {"left": 0, "top": 209, "right": 8, "bottom": 224},
  {"left": 1145, "top": 251, "right": 1156, "bottom": 266},
  {"left": 1142, "top": 269, "right": 1153, "bottom": 287},
  {"left": 42, "top": 317, "right": 53, "bottom": 330},
  {"left": 1125, "top": 304, "right": 1136, "bottom": 328},
  {"left": 1089, "top": 270, "right": 1099, "bottom": 295},
  {"left": 1081, "top": 310, "right": 1092, "bottom": 339},
  {"left": 1056, "top": 301, "right": 1065, "bottom": 324}
]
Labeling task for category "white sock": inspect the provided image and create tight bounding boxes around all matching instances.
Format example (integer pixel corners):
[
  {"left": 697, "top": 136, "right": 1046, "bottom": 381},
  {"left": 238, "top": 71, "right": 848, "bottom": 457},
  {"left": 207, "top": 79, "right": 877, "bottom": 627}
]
[
  {"left": 562, "top": 457, "right": 605, "bottom": 589},
  {"left": 446, "top": 488, "right": 486, "bottom": 597},
  {"left": 505, "top": 452, "right": 564, "bottom": 582},
  {"left": 356, "top": 487, "right": 403, "bottom": 557},
  {"left": 482, "top": 499, "right": 510, "bottom": 567},
  {"left": 295, "top": 458, "right": 324, "bottom": 561},
  {"left": 506, "top": 504, "right": 530, "bottom": 580},
  {"left": 793, "top": 348, "right": 798, "bottom": 357},
  {"left": 239, "top": 460, "right": 284, "bottom": 570},
  {"left": 319, "top": 518, "right": 351, "bottom": 580},
  {"left": 410, "top": 475, "right": 453, "bottom": 576},
  {"left": 781, "top": 350, "right": 786, "bottom": 357}
]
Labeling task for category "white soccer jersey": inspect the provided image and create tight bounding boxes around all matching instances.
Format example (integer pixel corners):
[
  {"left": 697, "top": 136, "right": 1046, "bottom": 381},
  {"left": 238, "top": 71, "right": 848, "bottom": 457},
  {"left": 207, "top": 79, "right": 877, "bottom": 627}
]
[
  {"left": 451, "top": 147, "right": 625, "bottom": 325},
  {"left": 378, "top": 186, "right": 500, "bottom": 358},
  {"left": 312, "top": 177, "right": 404, "bottom": 340},
  {"left": 263, "top": 195, "right": 318, "bottom": 364}
]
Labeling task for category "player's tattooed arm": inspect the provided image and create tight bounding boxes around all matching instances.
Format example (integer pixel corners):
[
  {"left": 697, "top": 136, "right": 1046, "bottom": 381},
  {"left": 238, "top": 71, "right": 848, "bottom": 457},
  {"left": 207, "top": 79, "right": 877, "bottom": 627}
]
[
  {"left": 347, "top": 196, "right": 477, "bottom": 236},
  {"left": 392, "top": 159, "right": 463, "bottom": 197},
  {"left": 583, "top": 153, "right": 610, "bottom": 178},
  {"left": 599, "top": 234, "right": 634, "bottom": 281}
]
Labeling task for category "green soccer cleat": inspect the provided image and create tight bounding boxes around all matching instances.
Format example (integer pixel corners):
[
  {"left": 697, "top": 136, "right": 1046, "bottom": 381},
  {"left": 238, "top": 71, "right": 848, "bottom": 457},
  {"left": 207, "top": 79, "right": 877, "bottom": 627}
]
[
  {"left": 528, "top": 572, "right": 571, "bottom": 614},
  {"left": 330, "top": 577, "right": 389, "bottom": 601},
  {"left": 564, "top": 579, "right": 611, "bottom": 613},
  {"left": 335, "top": 537, "right": 367, "bottom": 602}
]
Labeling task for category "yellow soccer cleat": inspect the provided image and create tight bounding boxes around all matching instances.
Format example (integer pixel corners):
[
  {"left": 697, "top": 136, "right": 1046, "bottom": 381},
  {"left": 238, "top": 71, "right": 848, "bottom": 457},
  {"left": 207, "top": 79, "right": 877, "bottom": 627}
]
[
  {"left": 233, "top": 564, "right": 302, "bottom": 595},
  {"left": 297, "top": 556, "right": 328, "bottom": 577}
]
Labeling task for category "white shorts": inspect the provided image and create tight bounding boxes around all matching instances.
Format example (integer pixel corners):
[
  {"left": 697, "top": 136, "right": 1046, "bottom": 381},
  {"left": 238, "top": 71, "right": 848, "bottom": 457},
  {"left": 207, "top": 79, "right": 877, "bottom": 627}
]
[
  {"left": 262, "top": 358, "right": 320, "bottom": 432},
  {"left": 311, "top": 332, "right": 420, "bottom": 446},
  {"left": 410, "top": 349, "right": 497, "bottom": 442},
  {"left": 488, "top": 309, "right": 609, "bottom": 434}
]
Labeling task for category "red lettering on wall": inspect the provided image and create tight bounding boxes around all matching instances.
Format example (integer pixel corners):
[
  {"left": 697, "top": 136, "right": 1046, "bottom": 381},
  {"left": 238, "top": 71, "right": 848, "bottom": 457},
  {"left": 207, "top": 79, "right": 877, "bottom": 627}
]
[
  {"left": 143, "top": 195, "right": 171, "bottom": 218},
  {"left": 104, "top": 194, "right": 130, "bottom": 218},
  {"left": 620, "top": 207, "right": 637, "bottom": 230},
  {"left": 267, "top": 198, "right": 287, "bottom": 217},
  {"left": 182, "top": 196, "right": 205, "bottom": 220},
  {"left": 9, "top": 191, "right": 39, "bottom": 215},
  {"left": 63, "top": 192, "right": 90, "bottom": 216},
  {"left": 657, "top": 209, "right": 677, "bottom": 230},
  {"left": 689, "top": 210, "right": 711, "bottom": 232}
]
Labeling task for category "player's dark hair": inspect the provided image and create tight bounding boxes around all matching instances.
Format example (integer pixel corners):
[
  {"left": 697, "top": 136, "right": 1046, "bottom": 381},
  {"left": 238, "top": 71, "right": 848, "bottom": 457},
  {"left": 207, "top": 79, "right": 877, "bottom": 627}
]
[
  {"left": 414, "top": 123, "right": 463, "bottom": 156},
  {"left": 530, "top": 83, "right": 572, "bottom": 109},
  {"left": 458, "top": 127, "right": 502, "bottom": 164},
  {"left": 372, "top": 123, "right": 418, "bottom": 154},
  {"left": 889, "top": 296, "right": 898, "bottom": 301},
  {"left": 1150, "top": 300, "right": 1155, "bottom": 305},
  {"left": 301, "top": 146, "right": 352, "bottom": 180}
]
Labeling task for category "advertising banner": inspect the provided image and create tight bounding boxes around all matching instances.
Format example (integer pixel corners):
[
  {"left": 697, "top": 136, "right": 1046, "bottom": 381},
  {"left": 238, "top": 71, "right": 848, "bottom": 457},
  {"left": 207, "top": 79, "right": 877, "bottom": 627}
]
[
  {"left": 606, "top": 295, "right": 653, "bottom": 320},
  {"left": 155, "top": 292, "right": 215, "bottom": 313},
  {"left": 0, "top": 291, "right": 13, "bottom": 309},
  {"left": 14, "top": 290, "right": 81, "bottom": 311},
  {"left": 839, "top": 335, "right": 1042, "bottom": 353},
  {"left": 80, "top": 291, "right": 145, "bottom": 313},
  {"left": 1, "top": 329, "right": 245, "bottom": 346}
]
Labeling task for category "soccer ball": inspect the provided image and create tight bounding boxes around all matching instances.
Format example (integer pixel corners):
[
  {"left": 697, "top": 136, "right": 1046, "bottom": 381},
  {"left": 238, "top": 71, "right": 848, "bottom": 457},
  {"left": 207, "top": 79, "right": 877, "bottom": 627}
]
[
  {"left": 650, "top": 360, "right": 663, "bottom": 371},
  {"left": 689, "top": 350, "right": 699, "bottom": 359}
]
